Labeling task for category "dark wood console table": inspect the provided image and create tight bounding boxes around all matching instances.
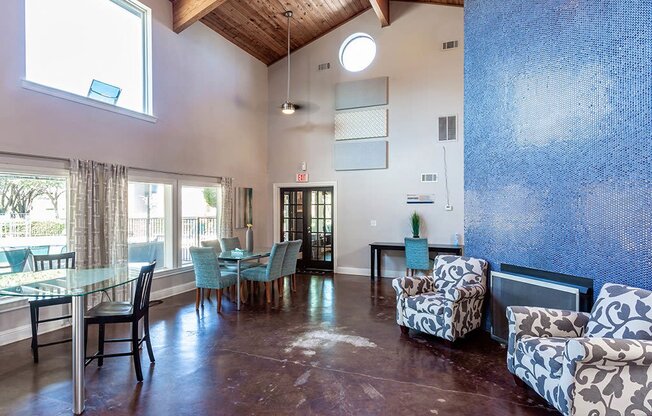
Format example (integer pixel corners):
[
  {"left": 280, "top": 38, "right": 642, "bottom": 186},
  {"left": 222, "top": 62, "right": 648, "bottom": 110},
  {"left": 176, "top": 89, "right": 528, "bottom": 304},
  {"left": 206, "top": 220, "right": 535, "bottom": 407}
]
[{"left": 369, "top": 242, "right": 464, "bottom": 280}]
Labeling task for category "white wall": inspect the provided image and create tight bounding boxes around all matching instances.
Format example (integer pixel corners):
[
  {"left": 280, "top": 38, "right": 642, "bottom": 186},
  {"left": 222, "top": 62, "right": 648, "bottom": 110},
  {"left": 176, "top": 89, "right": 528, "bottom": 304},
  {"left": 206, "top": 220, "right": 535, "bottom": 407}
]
[
  {"left": 267, "top": 3, "right": 465, "bottom": 277},
  {"left": 0, "top": 0, "right": 269, "bottom": 343}
]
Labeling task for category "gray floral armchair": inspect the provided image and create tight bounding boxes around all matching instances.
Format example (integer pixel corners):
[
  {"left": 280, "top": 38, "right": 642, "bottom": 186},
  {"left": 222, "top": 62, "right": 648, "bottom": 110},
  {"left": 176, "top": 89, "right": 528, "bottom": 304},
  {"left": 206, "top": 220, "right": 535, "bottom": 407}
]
[
  {"left": 508, "top": 283, "right": 652, "bottom": 416},
  {"left": 392, "top": 255, "right": 488, "bottom": 342}
]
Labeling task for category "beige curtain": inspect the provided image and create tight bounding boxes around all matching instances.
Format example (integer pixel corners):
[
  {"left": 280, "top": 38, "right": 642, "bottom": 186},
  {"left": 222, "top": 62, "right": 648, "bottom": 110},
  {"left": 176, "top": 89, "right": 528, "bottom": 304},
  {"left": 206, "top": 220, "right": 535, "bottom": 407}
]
[
  {"left": 220, "top": 177, "right": 234, "bottom": 238},
  {"left": 69, "top": 160, "right": 129, "bottom": 303}
]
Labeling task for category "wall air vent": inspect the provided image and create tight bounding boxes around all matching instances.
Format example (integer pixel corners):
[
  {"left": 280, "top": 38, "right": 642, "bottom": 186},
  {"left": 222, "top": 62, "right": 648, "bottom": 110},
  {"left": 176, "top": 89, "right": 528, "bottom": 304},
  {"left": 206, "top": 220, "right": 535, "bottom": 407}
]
[
  {"left": 438, "top": 115, "right": 457, "bottom": 142},
  {"left": 318, "top": 62, "right": 331, "bottom": 71},
  {"left": 421, "top": 173, "right": 438, "bottom": 183},
  {"left": 442, "top": 40, "right": 459, "bottom": 50}
]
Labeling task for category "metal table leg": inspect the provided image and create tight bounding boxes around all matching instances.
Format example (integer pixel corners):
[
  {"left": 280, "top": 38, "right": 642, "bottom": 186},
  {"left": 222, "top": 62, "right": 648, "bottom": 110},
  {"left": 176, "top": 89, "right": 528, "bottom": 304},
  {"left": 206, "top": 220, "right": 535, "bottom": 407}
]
[
  {"left": 72, "top": 295, "right": 85, "bottom": 415},
  {"left": 236, "top": 260, "right": 241, "bottom": 311}
]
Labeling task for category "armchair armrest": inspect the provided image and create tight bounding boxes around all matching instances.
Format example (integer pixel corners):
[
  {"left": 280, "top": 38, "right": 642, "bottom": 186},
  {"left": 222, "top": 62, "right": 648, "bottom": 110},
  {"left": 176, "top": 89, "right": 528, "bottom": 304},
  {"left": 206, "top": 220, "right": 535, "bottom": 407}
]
[
  {"left": 556, "top": 338, "right": 652, "bottom": 416},
  {"left": 443, "top": 283, "right": 486, "bottom": 302},
  {"left": 567, "top": 338, "right": 652, "bottom": 366},
  {"left": 506, "top": 306, "right": 590, "bottom": 373},
  {"left": 392, "top": 275, "right": 434, "bottom": 299}
]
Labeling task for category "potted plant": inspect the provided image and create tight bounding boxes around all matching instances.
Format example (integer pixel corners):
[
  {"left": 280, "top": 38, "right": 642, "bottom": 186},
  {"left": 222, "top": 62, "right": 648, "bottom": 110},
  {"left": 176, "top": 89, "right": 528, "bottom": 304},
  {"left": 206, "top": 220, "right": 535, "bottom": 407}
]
[{"left": 410, "top": 212, "right": 420, "bottom": 238}]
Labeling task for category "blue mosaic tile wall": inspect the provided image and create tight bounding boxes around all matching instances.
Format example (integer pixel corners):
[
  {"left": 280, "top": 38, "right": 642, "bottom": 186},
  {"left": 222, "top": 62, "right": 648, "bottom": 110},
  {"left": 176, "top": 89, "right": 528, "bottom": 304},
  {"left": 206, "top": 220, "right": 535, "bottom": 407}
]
[{"left": 464, "top": 0, "right": 652, "bottom": 298}]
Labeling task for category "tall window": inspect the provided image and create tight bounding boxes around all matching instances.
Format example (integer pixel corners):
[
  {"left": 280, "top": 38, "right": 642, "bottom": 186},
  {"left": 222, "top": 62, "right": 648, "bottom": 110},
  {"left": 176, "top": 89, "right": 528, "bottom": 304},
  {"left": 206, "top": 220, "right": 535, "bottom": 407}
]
[
  {"left": 181, "top": 185, "right": 220, "bottom": 265},
  {"left": 128, "top": 182, "right": 172, "bottom": 270},
  {"left": 0, "top": 172, "right": 67, "bottom": 273},
  {"left": 25, "top": 0, "right": 152, "bottom": 115}
]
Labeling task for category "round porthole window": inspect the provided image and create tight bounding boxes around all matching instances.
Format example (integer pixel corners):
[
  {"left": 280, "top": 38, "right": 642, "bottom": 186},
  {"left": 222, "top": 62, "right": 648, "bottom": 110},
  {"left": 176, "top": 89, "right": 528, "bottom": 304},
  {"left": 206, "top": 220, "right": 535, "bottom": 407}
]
[{"left": 339, "top": 33, "right": 376, "bottom": 72}]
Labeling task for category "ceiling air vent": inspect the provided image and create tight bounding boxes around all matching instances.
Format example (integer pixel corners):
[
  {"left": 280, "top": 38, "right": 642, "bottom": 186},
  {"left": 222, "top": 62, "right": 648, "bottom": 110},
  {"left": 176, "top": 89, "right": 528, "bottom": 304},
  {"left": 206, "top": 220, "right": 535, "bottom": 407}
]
[
  {"left": 438, "top": 115, "right": 457, "bottom": 142},
  {"left": 318, "top": 62, "right": 331, "bottom": 71},
  {"left": 442, "top": 40, "right": 459, "bottom": 51},
  {"left": 421, "top": 173, "right": 438, "bottom": 183}
]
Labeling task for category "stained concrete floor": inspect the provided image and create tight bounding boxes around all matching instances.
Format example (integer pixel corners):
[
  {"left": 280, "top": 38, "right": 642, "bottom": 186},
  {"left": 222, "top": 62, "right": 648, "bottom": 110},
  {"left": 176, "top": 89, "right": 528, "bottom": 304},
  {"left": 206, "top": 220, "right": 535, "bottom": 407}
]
[{"left": 0, "top": 274, "right": 557, "bottom": 415}]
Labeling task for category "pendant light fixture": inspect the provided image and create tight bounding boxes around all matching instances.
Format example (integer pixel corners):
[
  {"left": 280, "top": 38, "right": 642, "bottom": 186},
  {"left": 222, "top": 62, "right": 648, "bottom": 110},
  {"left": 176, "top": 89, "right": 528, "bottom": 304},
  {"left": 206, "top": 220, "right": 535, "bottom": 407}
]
[{"left": 281, "top": 11, "right": 296, "bottom": 115}]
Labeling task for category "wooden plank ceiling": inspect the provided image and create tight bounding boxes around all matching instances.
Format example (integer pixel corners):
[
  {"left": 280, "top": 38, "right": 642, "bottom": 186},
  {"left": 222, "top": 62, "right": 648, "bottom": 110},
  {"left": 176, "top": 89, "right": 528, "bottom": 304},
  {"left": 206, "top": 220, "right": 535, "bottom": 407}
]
[{"left": 173, "top": 0, "right": 464, "bottom": 65}]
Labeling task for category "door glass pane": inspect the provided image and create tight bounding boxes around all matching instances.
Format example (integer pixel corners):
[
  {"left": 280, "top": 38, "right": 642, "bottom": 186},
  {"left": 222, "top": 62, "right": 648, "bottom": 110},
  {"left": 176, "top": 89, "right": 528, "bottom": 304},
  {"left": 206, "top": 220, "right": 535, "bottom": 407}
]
[
  {"left": 318, "top": 192, "right": 325, "bottom": 204},
  {"left": 283, "top": 205, "right": 289, "bottom": 217},
  {"left": 325, "top": 219, "right": 332, "bottom": 232},
  {"left": 318, "top": 205, "right": 324, "bottom": 218},
  {"left": 297, "top": 192, "right": 303, "bottom": 204},
  {"left": 325, "top": 205, "right": 332, "bottom": 219},
  {"left": 325, "top": 192, "right": 332, "bottom": 204},
  {"left": 311, "top": 219, "right": 318, "bottom": 230},
  {"left": 311, "top": 204, "right": 317, "bottom": 218},
  {"left": 283, "top": 193, "right": 290, "bottom": 204}
]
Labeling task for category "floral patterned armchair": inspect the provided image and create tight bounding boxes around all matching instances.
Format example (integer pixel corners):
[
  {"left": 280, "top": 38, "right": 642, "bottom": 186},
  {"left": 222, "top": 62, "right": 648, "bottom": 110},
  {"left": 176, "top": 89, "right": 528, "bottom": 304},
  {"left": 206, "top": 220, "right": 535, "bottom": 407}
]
[
  {"left": 392, "top": 255, "right": 488, "bottom": 342},
  {"left": 507, "top": 283, "right": 652, "bottom": 416}
]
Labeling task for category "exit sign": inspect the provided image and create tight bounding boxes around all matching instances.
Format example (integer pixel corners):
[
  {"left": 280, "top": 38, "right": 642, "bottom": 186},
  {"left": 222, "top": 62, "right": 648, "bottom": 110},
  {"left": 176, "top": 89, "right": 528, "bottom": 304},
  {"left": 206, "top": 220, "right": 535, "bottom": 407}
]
[{"left": 296, "top": 173, "right": 309, "bottom": 183}]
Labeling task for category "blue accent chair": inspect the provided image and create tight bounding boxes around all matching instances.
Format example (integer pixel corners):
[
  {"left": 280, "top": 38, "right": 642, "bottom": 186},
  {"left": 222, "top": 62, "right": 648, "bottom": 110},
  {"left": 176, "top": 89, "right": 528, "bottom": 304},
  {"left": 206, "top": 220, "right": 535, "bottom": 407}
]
[
  {"left": 3, "top": 248, "right": 31, "bottom": 273},
  {"left": 404, "top": 238, "right": 432, "bottom": 276},
  {"left": 281, "top": 240, "right": 302, "bottom": 293},
  {"left": 241, "top": 242, "right": 288, "bottom": 303},
  {"left": 189, "top": 247, "right": 238, "bottom": 313},
  {"left": 220, "top": 237, "right": 241, "bottom": 251}
]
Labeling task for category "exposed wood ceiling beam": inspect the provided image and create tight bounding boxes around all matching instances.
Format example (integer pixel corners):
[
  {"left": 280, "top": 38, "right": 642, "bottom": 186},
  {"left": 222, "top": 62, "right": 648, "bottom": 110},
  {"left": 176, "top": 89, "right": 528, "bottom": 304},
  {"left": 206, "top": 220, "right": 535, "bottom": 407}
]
[
  {"left": 369, "top": 0, "right": 390, "bottom": 27},
  {"left": 173, "top": 0, "right": 228, "bottom": 33}
]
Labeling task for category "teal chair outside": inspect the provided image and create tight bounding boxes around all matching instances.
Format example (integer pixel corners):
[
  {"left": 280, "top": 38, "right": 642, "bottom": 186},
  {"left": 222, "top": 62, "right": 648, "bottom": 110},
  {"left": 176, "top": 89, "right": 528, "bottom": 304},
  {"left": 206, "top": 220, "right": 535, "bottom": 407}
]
[
  {"left": 241, "top": 241, "right": 288, "bottom": 303},
  {"left": 220, "top": 237, "right": 241, "bottom": 251},
  {"left": 280, "top": 240, "right": 302, "bottom": 293},
  {"left": 189, "top": 247, "right": 237, "bottom": 313},
  {"left": 404, "top": 238, "right": 432, "bottom": 276},
  {"left": 4, "top": 248, "right": 31, "bottom": 273}
]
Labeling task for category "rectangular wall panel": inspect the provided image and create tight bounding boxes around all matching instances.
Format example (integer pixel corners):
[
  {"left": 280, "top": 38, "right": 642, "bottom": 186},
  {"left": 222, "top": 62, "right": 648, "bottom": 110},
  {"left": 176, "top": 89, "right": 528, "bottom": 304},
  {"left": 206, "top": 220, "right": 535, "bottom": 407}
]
[
  {"left": 334, "top": 140, "right": 387, "bottom": 171},
  {"left": 334, "top": 108, "right": 388, "bottom": 140},
  {"left": 335, "top": 77, "right": 388, "bottom": 110}
]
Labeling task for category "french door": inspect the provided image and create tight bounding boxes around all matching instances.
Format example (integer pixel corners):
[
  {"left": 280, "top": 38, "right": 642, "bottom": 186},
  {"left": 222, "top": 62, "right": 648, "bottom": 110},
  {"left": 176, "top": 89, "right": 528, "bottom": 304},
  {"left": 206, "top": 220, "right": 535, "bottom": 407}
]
[{"left": 280, "top": 187, "right": 334, "bottom": 271}]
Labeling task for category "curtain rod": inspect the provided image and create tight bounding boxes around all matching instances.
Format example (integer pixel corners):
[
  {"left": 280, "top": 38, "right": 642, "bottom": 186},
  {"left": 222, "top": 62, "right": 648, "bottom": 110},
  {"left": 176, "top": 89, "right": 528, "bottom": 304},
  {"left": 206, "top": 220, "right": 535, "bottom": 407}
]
[{"left": 0, "top": 150, "right": 224, "bottom": 180}]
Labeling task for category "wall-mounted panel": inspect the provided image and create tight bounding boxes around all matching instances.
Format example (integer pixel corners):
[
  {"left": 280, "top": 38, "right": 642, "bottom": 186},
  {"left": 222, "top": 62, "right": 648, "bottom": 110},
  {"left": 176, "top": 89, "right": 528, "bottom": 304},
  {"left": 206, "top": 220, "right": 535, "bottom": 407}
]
[
  {"left": 334, "top": 108, "right": 388, "bottom": 140},
  {"left": 334, "top": 140, "right": 387, "bottom": 171},
  {"left": 335, "top": 77, "right": 388, "bottom": 110}
]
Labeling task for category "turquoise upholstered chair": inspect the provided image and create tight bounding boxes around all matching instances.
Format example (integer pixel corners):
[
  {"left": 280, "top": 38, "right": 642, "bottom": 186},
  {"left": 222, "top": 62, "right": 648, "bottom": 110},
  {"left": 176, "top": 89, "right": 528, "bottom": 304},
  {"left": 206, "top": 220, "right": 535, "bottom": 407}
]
[
  {"left": 280, "top": 240, "right": 302, "bottom": 293},
  {"left": 189, "top": 247, "right": 237, "bottom": 313},
  {"left": 3, "top": 248, "right": 31, "bottom": 273},
  {"left": 200, "top": 239, "right": 222, "bottom": 254},
  {"left": 241, "top": 242, "right": 288, "bottom": 303},
  {"left": 404, "top": 238, "right": 432, "bottom": 276},
  {"left": 220, "top": 237, "right": 241, "bottom": 251}
]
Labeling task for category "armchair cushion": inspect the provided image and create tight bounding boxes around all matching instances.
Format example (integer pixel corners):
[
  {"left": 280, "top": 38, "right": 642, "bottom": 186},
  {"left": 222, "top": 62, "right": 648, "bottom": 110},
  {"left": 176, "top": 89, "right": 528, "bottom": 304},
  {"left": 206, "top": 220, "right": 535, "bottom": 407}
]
[
  {"left": 433, "top": 255, "right": 488, "bottom": 292},
  {"left": 443, "top": 283, "right": 486, "bottom": 302},
  {"left": 405, "top": 293, "right": 447, "bottom": 315},
  {"left": 518, "top": 336, "right": 568, "bottom": 378},
  {"left": 585, "top": 283, "right": 652, "bottom": 340}
]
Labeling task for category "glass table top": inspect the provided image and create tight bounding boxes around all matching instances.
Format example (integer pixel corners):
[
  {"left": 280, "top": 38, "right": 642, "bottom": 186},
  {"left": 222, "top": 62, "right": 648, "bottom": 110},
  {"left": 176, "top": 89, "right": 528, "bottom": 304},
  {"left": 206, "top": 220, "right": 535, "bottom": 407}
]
[
  {"left": 218, "top": 249, "right": 271, "bottom": 261},
  {"left": 0, "top": 266, "right": 141, "bottom": 297}
]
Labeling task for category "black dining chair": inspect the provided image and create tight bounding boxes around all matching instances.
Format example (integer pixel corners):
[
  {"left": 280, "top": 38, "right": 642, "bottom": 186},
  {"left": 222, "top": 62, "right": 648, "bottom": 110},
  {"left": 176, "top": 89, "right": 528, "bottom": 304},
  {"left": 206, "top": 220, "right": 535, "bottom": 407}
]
[
  {"left": 84, "top": 262, "right": 156, "bottom": 382},
  {"left": 30, "top": 252, "right": 76, "bottom": 363}
]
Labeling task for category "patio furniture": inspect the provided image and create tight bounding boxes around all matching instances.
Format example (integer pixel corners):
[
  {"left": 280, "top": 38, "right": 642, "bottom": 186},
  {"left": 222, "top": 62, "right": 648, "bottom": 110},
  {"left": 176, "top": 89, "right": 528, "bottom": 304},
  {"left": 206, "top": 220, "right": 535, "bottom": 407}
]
[
  {"left": 29, "top": 252, "right": 76, "bottom": 363},
  {"left": 84, "top": 263, "right": 157, "bottom": 383},
  {"left": 3, "top": 248, "right": 31, "bottom": 273}
]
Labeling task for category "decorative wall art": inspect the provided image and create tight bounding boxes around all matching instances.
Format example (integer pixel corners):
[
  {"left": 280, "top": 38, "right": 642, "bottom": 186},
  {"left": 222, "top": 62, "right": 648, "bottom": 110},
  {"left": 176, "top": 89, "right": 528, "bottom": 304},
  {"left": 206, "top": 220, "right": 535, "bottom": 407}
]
[{"left": 234, "top": 187, "right": 253, "bottom": 228}]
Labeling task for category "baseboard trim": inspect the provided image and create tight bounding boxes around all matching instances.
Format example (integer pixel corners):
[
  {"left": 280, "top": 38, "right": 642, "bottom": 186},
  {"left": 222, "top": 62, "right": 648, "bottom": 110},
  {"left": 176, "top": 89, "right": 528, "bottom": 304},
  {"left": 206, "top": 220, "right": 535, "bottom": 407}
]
[
  {"left": 335, "top": 267, "right": 405, "bottom": 278},
  {"left": 0, "top": 280, "right": 196, "bottom": 347}
]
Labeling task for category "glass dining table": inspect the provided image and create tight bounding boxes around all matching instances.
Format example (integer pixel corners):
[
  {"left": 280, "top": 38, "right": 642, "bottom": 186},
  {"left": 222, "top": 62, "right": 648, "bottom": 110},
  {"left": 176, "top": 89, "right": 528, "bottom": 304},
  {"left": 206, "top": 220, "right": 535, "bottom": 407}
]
[
  {"left": 218, "top": 248, "right": 271, "bottom": 310},
  {"left": 0, "top": 266, "right": 141, "bottom": 415}
]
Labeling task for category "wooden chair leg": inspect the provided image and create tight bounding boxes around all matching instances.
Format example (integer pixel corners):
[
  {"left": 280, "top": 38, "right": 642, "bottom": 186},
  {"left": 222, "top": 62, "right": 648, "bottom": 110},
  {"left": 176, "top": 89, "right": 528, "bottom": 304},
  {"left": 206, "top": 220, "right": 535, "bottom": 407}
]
[
  {"left": 400, "top": 325, "right": 410, "bottom": 335},
  {"left": 217, "top": 289, "right": 223, "bottom": 313},
  {"left": 265, "top": 282, "right": 271, "bottom": 303},
  {"left": 195, "top": 288, "right": 201, "bottom": 310},
  {"left": 206, "top": 288, "right": 212, "bottom": 300},
  {"left": 279, "top": 278, "right": 284, "bottom": 299},
  {"left": 132, "top": 322, "right": 143, "bottom": 382}
]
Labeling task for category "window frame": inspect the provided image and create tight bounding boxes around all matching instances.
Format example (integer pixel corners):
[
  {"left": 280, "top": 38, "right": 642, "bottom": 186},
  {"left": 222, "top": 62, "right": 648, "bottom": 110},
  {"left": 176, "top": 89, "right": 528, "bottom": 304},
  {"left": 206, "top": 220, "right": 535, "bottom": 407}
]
[
  {"left": 179, "top": 180, "right": 222, "bottom": 267},
  {"left": 338, "top": 32, "right": 377, "bottom": 73},
  {"left": 23, "top": 0, "right": 155, "bottom": 121}
]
